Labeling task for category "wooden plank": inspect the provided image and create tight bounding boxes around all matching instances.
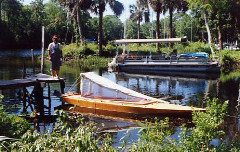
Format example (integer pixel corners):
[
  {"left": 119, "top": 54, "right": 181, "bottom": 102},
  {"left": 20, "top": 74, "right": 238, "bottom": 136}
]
[
  {"left": 26, "top": 73, "right": 64, "bottom": 83},
  {"left": 0, "top": 79, "right": 36, "bottom": 90},
  {"left": 0, "top": 73, "right": 64, "bottom": 90}
]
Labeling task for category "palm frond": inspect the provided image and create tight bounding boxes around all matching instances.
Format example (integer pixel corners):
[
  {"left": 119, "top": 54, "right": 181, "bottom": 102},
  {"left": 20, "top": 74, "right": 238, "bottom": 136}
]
[{"left": 109, "top": 0, "right": 124, "bottom": 17}]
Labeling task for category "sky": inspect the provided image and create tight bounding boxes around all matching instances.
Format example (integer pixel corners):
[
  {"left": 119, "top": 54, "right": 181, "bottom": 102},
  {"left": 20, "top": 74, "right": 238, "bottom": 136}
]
[{"left": 22, "top": 0, "right": 138, "bottom": 22}]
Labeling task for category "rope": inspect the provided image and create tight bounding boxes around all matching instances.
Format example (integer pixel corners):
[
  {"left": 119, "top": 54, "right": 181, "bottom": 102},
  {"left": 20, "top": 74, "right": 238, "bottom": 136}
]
[{"left": 67, "top": 75, "right": 81, "bottom": 93}]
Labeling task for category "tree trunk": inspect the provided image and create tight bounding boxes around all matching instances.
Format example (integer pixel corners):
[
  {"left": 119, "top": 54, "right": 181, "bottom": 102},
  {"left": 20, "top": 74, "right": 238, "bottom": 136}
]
[
  {"left": 156, "top": 11, "right": 160, "bottom": 53},
  {"left": 64, "top": 21, "right": 69, "bottom": 44},
  {"left": 218, "top": 18, "right": 223, "bottom": 50},
  {"left": 168, "top": 7, "right": 173, "bottom": 38},
  {"left": 73, "top": 18, "right": 79, "bottom": 46},
  {"left": 137, "top": 16, "right": 140, "bottom": 39},
  {"left": 0, "top": 1, "right": 2, "bottom": 23},
  {"left": 203, "top": 10, "right": 215, "bottom": 60},
  {"left": 77, "top": 8, "right": 83, "bottom": 51},
  {"left": 169, "top": 7, "right": 173, "bottom": 48},
  {"left": 98, "top": 10, "right": 103, "bottom": 56}
]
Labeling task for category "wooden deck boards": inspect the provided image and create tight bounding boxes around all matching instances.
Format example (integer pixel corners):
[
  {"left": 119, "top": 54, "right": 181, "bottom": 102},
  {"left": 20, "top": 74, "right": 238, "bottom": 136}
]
[{"left": 0, "top": 73, "right": 64, "bottom": 90}]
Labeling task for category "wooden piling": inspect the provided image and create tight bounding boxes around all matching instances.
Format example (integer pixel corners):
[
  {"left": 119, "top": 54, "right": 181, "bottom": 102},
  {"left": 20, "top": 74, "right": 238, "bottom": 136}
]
[
  {"left": 34, "top": 81, "right": 44, "bottom": 116},
  {"left": 48, "top": 83, "right": 51, "bottom": 115},
  {"left": 31, "top": 49, "right": 35, "bottom": 74},
  {"left": 22, "top": 87, "right": 27, "bottom": 113},
  {"left": 60, "top": 79, "right": 65, "bottom": 105},
  {"left": 22, "top": 62, "right": 26, "bottom": 79}
]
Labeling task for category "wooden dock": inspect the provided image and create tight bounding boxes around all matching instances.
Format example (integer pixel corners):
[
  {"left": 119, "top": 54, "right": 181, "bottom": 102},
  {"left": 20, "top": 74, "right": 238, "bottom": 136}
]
[{"left": 0, "top": 73, "right": 65, "bottom": 116}]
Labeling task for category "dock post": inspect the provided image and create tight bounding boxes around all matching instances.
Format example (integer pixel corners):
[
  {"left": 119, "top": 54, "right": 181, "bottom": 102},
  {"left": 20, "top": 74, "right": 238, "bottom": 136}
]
[
  {"left": 48, "top": 83, "right": 51, "bottom": 115},
  {"left": 22, "top": 62, "right": 26, "bottom": 79},
  {"left": 60, "top": 79, "right": 65, "bottom": 105},
  {"left": 22, "top": 87, "right": 27, "bottom": 113},
  {"left": 34, "top": 81, "right": 44, "bottom": 116}
]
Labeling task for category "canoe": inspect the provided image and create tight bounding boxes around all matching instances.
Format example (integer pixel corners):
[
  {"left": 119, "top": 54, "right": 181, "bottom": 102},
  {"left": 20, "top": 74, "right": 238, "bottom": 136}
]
[{"left": 61, "top": 72, "right": 205, "bottom": 117}]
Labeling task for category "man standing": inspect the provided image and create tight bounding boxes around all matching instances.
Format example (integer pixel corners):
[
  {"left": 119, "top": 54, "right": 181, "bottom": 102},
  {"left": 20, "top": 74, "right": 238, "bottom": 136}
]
[{"left": 48, "top": 35, "right": 62, "bottom": 79}]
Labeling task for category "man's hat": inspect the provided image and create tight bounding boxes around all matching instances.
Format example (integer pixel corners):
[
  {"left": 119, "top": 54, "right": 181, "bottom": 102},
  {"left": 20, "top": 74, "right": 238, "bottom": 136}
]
[{"left": 53, "top": 35, "right": 58, "bottom": 39}]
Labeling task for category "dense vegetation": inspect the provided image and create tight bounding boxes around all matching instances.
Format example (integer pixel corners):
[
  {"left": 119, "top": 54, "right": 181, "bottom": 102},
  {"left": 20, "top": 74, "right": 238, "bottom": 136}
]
[
  {"left": 1, "top": 98, "right": 240, "bottom": 151},
  {"left": 0, "top": 0, "right": 239, "bottom": 53}
]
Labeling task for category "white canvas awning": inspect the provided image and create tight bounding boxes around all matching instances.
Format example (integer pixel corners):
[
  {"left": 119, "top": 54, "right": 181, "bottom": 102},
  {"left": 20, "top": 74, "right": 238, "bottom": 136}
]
[
  {"left": 80, "top": 72, "right": 168, "bottom": 103},
  {"left": 114, "top": 37, "right": 187, "bottom": 44}
]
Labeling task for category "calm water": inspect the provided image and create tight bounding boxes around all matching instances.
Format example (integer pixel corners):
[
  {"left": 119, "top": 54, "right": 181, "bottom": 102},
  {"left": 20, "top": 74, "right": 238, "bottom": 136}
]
[{"left": 0, "top": 49, "right": 240, "bottom": 145}]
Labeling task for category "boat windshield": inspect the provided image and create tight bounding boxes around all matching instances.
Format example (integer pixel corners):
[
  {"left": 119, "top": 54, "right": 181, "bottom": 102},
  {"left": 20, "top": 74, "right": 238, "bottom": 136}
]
[{"left": 80, "top": 72, "right": 167, "bottom": 104}]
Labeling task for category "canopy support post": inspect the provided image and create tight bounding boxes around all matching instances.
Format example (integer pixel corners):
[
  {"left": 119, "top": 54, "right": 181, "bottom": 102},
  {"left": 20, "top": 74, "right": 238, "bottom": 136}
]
[{"left": 127, "top": 43, "right": 129, "bottom": 56}]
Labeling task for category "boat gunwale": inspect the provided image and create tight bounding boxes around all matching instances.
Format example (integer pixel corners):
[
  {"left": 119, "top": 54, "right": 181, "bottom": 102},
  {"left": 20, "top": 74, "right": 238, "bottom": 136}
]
[{"left": 61, "top": 94, "right": 205, "bottom": 112}]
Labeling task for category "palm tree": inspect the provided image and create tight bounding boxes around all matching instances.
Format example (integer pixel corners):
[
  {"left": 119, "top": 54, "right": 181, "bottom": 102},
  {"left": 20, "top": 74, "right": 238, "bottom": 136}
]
[
  {"left": 129, "top": 0, "right": 149, "bottom": 39},
  {"left": 229, "top": 0, "right": 240, "bottom": 46},
  {"left": 148, "top": 0, "right": 164, "bottom": 53},
  {"left": 59, "top": 0, "right": 92, "bottom": 47},
  {"left": 186, "top": 0, "right": 216, "bottom": 60},
  {"left": 90, "top": 0, "right": 124, "bottom": 56},
  {"left": 163, "top": 0, "right": 187, "bottom": 39}
]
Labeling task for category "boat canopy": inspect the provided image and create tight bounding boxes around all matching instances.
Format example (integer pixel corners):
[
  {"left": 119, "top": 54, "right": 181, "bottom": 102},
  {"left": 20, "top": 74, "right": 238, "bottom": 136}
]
[
  {"left": 114, "top": 37, "right": 187, "bottom": 44},
  {"left": 80, "top": 72, "right": 167, "bottom": 103}
]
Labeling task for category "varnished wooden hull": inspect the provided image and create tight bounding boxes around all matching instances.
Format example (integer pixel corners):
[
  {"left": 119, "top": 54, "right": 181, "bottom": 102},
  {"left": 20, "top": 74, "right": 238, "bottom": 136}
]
[{"left": 61, "top": 94, "right": 205, "bottom": 117}]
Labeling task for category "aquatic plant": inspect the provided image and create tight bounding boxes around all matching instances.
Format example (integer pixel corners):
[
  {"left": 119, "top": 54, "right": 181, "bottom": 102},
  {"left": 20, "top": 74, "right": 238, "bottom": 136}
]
[
  {"left": 127, "top": 98, "right": 240, "bottom": 151},
  {"left": 2, "top": 110, "right": 115, "bottom": 152},
  {"left": 0, "top": 106, "right": 30, "bottom": 139}
]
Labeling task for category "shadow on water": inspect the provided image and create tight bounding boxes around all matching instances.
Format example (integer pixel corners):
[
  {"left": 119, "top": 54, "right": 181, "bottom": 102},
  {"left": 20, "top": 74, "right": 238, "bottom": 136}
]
[{"left": 0, "top": 49, "right": 240, "bottom": 144}]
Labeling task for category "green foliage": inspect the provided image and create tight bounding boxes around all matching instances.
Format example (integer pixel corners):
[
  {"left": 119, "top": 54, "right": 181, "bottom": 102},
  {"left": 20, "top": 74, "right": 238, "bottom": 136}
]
[
  {"left": 102, "top": 15, "right": 123, "bottom": 45},
  {"left": 129, "top": 118, "right": 177, "bottom": 151},
  {"left": 115, "top": 41, "right": 211, "bottom": 56},
  {"left": 126, "top": 19, "right": 138, "bottom": 39},
  {"left": 5, "top": 110, "right": 115, "bottom": 152},
  {"left": 220, "top": 50, "right": 240, "bottom": 72},
  {"left": 127, "top": 98, "right": 240, "bottom": 151},
  {"left": 178, "top": 98, "right": 228, "bottom": 151},
  {"left": 62, "top": 42, "right": 117, "bottom": 59},
  {"left": 0, "top": 106, "right": 30, "bottom": 138},
  {"left": 179, "top": 41, "right": 211, "bottom": 54},
  {"left": 219, "top": 71, "right": 240, "bottom": 83}
]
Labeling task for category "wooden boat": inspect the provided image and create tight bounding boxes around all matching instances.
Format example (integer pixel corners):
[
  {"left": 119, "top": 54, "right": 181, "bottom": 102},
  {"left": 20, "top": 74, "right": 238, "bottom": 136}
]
[
  {"left": 108, "top": 38, "right": 220, "bottom": 73},
  {"left": 61, "top": 72, "right": 205, "bottom": 117}
]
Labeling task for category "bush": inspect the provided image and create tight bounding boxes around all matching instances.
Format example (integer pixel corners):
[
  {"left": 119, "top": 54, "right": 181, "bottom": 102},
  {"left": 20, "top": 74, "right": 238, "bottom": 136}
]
[
  {"left": 128, "top": 98, "right": 240, "bottom": 151},
  {"left": 5, "top": 110, "right": 115, "bottom": 152},
  {"left": 0, "top": 106, "right": 30, "bottom": 138},
  {"left": 220, "top": 50, "right": 240, "bottom": 72},
  {"left": 62, "top": 43, "right": 98, "bottom": 59}
]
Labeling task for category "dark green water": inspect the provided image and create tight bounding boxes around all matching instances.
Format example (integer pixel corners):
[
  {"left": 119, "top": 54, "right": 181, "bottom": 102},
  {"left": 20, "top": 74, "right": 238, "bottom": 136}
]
[{"left": 0, "top": 49, "right": 239, "bottom": 146}]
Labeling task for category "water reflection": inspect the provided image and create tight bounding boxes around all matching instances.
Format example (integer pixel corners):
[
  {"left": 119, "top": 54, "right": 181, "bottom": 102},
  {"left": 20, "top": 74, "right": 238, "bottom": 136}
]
[{"left": 103, "top": 72, "right": 219, "bottom": 108}]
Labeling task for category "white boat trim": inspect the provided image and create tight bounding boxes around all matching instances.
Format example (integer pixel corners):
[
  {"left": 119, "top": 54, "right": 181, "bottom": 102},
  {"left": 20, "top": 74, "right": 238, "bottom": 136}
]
[{"left": 114, "top": 38, "right": 186, "bottom": 44}]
